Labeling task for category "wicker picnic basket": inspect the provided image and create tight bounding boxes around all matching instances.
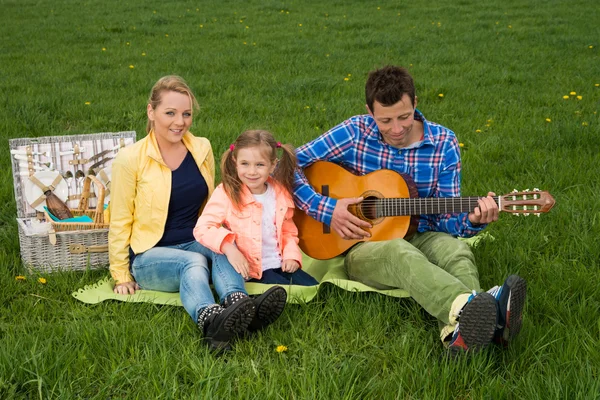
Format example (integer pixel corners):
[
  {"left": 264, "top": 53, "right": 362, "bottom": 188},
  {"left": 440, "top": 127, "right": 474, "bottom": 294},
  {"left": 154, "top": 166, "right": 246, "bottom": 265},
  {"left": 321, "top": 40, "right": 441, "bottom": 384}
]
[{"left": 9, "top": 131, "right": 136, "bottom": 272}]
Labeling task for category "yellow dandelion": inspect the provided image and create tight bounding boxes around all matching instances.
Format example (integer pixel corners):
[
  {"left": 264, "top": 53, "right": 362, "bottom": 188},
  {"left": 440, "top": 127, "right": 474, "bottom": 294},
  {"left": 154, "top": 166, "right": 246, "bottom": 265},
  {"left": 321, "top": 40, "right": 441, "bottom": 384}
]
[
  {"left": 589, "top": 45, "right": 594, "bottom": 49},
  {"left": 577, "top": 95, "right": 582, "bottom": 100},
  {"left": 298, "top": 23, "right": 302, "bottom": 27},
  {"left": 582, "top": 122, "right": 589, "bottom": 126},
  {"left": 475, "top": 129, "right": 482, "bottom": 133},
  {"left": 276, "top": 345, "right": 288, "bottom": 353},
  {"left": 38, "top": 277, "right": 47, "bottom": 284},
  {"left": 165, "top": 34, "right": 169, "bottom": 37},
  {"left": 196, "top": 8, "right": 199, "bottom": 11},
  {"left": 15, "top": 275, "right": 26, "bottom": 281},
  {"left": 153, "top": 10, "right": 156, "bottom": 14},
  {"left": 102, "top": 47, "right": 106, "bottom": 51},
  {"left": 85, "top": 101, "right": 91, "bottom": 105},
  {"left": 326, "top": 54, "right": 330, "bottom": 57},
  {"left": 545, "top": 118, "right": 551, "bottom": 122},
  {"left": 243, "top": 41, "right": 247, "bottom": 45},
  {"left": 129, "top": 65, "right": 134, "bottom": 69},
  {"left": 304, "top": 105, "right": 310, "bottom": 109},
  {"left": 245, "top": 26, "right": 249, "bottom": 29},
  {"left": 377, "top": 7, "right": 381, "bottom": 10},
  {"left": 252, "top": 42, "right": 256, "bottom": 46},
  {"left": 142, "top": 52, "right": 146, "bottom": 56},
  {"left": 563, "top": 95, "right": 569, "bottom": 99},
  {"left": 344, "top": 77, "right": 349, "bottom": 81},
  {"left": 485, "top": 124, "right": 490, "bottom": 127},
  {"left": 487, "top": 119, "right": 492, "bottom": 123},
  {"left": 126, "top": 42, "right": 130, "bottom": 45},
  {"left": 286, "top": 11, "right": 289, "bottom": 14},
  {"left": 595, "top": 84, "right": 599, "bottom": 87},
  {"left": 199, "top": 24, "right": 203, "bottom": 28},
  {"left": 438, "top": 93, "right": 444, "bottom": 98},
  {"left": 459, "top": 143, "right": 465, "bottom": 148},
  {"left": 570, "top": 91, "right": 576, "bottom": 95},
  {"left": 508, "top": 25, "right": 512, "bottom": 28}
]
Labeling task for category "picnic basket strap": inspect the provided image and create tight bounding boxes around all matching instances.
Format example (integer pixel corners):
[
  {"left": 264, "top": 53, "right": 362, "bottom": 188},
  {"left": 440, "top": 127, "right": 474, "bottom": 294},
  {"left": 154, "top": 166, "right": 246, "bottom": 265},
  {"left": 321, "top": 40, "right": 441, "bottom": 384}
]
[{"left": 79, "top": 175, "right": 106, "bottom": 224}]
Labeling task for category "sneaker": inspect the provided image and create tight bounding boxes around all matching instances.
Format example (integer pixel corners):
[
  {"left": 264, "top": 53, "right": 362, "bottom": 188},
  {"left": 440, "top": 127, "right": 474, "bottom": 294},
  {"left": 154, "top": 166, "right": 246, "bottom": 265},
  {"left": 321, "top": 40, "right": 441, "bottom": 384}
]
[
  {"left": 200, "top": 297, "right": 255, "bottom": 353},
  {"left": 247, "top": 286, "right": 287, "bottom": 333},
  {"left": 448, "top": 292, "right": 497, "bottom": 356},
  {"left": 487, "top": 275, "right": 527, "bottom": 346}
]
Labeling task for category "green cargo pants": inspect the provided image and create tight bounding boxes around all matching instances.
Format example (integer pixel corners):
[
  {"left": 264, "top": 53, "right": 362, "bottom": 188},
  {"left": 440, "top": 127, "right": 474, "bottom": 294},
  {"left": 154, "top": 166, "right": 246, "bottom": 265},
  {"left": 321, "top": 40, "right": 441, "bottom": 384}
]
[{"left": 345, "top": 231, "right": 481, "bottom": 332}]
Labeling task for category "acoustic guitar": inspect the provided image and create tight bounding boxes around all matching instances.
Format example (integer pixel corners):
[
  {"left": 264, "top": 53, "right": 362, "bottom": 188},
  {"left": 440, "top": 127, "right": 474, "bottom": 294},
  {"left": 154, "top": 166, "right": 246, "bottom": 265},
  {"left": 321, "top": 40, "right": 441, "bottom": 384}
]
[{"left": 294, "top": 161, "right": 555, "bottom": 260}]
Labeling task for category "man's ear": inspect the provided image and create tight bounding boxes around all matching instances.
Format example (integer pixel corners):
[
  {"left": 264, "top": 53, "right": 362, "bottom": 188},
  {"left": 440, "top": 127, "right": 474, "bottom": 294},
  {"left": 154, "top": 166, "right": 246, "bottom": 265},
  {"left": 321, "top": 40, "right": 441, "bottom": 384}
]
[
  {"left": 366, "top": 104, "right": 374, "bottom": 117},
  {"left": 414, "top": 96, "right": 418, "bottom": 109}
]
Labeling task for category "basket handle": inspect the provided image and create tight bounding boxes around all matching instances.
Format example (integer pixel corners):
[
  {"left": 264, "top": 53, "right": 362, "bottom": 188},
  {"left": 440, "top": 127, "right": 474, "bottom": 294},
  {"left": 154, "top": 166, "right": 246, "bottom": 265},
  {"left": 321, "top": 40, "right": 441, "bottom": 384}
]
[{"left": 79, "top": 175, "right": 106, "bottom": 224}]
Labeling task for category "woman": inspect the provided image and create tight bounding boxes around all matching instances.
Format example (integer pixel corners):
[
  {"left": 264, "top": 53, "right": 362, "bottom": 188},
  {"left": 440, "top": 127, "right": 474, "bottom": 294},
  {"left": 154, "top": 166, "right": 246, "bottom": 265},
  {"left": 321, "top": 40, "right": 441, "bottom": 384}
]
[{"left": 109, "top": 76, "right": 255, "bottom": 353}]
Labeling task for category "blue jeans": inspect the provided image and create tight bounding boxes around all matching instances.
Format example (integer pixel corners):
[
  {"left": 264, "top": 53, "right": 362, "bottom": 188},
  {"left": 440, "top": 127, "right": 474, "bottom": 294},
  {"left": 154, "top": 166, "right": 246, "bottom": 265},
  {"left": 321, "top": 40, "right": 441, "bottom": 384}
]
[
  {"left": 249, "top": 268, "right": 319, "bottom": 286},
  {"left": 131, "top": 240, "right": 247, "bottom": 322}
]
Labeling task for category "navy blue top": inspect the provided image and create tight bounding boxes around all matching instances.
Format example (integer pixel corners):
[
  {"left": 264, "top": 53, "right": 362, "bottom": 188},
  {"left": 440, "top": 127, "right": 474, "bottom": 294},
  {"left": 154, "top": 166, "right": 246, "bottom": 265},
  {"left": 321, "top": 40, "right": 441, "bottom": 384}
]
[
  {"left": 156, "top": 151, "right": 208, "bottom": 246},
  {"left": 130, "top": 151, "right": 208, "bottom": 264}
]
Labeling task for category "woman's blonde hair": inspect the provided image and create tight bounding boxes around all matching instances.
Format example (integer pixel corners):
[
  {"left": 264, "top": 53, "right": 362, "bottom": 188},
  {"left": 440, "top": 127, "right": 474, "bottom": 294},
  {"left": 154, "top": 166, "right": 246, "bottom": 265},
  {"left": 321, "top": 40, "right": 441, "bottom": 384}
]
[
  {"left": 146, "top": 75, "right": 199, "bottom": 133},
  {"left": 221, "top": 130, "right": 297, "bottom": 209}
]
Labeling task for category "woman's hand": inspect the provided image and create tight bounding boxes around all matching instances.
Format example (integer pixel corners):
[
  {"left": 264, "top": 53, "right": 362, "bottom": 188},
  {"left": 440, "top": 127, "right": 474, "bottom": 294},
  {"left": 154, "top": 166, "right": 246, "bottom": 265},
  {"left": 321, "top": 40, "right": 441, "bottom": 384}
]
[
  {"left": 114, "top": 281, "right": 140, "bottom": 295},
  {"left": 222, "top": 242, "right": 250, "bottom": 280},
  {"left": 281, "top": 259, "right": 299, "bottom": 273}
]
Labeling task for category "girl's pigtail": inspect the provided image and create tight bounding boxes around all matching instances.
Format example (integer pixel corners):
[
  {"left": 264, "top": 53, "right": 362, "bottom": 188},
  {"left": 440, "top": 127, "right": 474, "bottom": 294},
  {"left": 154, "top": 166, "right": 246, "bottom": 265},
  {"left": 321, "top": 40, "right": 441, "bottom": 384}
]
[
  {"left": 220, "top": 148, "right": 243, "bottom": 209},
  {"left": 273, "top": 143, "right": 297, "bottom": 195}
]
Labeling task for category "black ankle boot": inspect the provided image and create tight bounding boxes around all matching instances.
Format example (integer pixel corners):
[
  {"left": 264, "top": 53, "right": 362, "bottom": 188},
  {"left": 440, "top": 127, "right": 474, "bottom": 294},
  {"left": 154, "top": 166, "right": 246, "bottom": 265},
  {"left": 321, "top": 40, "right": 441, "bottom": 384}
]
[
  {"left": 248, "top": 286, "right": 287, "bottom": 333},
  {"left": 198, "top": 298, "right": 255, "bottom": 352}
]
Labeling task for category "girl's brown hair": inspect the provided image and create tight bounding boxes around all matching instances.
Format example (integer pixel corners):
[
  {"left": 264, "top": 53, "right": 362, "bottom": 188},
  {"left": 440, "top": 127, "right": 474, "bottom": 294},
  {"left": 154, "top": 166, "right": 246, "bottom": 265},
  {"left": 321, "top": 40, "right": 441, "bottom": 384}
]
[
  {"left": 146, "top": 75, "right": 199, "bottom": 133},
  {"left": 220, "top": 130, "right": 297, "bottom": 209}
]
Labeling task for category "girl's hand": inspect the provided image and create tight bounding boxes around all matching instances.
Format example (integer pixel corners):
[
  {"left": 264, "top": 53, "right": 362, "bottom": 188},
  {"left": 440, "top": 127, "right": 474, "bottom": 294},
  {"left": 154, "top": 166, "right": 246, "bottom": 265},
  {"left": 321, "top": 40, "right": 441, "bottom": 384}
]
[
  {"left": 223, "top": 243, "right": 250, "bottom": 280},
  {"left": 114, "top": 281, "right": 140, "bottom": 295},
  {"left": 281, "top": 259, "right": 299, "bottom": 273}
]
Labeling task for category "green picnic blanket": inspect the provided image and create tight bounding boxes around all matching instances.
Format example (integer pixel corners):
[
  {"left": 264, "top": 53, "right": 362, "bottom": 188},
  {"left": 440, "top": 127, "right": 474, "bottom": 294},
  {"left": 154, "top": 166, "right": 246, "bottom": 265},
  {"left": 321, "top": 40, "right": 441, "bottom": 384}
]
[{"left": 72, "top": 234, "right": 491, "bottom": 305}]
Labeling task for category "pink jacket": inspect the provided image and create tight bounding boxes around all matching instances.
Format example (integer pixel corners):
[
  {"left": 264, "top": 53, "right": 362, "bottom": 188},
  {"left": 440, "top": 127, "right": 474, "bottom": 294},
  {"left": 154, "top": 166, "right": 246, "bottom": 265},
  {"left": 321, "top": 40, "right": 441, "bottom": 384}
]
[{"left": 193, "top": 178, "right": 303, "bottom": 280}]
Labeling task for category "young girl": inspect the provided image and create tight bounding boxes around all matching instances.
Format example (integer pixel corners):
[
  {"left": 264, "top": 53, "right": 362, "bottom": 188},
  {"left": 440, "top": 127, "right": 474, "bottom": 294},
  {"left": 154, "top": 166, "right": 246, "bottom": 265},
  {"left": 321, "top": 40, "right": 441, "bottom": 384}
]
[{"left": 194, "top": 130, "right": 319, "bottom": 294}]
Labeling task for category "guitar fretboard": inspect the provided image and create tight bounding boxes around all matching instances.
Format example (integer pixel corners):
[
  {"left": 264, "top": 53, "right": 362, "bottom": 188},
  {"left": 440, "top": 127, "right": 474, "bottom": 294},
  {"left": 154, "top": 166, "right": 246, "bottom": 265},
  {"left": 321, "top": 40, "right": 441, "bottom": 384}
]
[{"left": 375, "top": 196, "right": 500, "bottom": 217}]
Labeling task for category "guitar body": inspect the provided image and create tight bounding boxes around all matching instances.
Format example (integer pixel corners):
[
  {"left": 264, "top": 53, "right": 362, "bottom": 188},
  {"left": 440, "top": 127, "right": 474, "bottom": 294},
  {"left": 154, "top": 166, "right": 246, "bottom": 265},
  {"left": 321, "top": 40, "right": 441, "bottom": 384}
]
[{"left": 294, "top": 161, "right": 419, "bottom": 259}]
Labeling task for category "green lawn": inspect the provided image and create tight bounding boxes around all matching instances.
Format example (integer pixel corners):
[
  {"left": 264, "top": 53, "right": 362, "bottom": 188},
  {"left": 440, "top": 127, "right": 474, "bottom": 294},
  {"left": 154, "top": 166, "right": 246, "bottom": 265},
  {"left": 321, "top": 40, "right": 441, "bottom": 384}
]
[{"left": 1, "top": 0, "right": 599, "bottom": 398}]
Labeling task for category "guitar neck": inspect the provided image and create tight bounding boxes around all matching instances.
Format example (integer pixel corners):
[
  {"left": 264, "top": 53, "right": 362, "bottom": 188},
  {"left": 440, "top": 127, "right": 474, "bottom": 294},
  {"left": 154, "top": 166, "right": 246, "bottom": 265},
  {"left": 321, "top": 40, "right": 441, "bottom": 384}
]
[{"left": 376, "top": 196, "right": 500, "bottom": 217}]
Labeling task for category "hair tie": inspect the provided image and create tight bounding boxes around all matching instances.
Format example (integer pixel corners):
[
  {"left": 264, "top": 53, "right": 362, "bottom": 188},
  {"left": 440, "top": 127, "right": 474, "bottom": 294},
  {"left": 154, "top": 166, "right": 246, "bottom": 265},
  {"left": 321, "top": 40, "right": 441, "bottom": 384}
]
[
  {"left": 276, "top": 142, "right": 282, "bottom": 148},
  {"left": 229, "top": 144, "right": 235, "bottom": 151}
]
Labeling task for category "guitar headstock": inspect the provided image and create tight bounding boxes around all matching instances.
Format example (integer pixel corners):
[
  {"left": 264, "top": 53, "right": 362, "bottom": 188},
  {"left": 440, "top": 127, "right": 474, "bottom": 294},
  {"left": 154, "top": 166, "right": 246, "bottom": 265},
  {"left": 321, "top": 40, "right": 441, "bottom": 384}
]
[{"left": 499, "top": 189, "right": 555, "bottom": 216}]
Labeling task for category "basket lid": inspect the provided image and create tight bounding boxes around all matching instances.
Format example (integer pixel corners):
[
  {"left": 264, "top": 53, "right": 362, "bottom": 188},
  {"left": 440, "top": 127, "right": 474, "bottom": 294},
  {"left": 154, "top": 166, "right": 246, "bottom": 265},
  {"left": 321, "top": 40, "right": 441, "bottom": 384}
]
[{"left": 9, "top": 131, "right": 136, "bottom": 218}]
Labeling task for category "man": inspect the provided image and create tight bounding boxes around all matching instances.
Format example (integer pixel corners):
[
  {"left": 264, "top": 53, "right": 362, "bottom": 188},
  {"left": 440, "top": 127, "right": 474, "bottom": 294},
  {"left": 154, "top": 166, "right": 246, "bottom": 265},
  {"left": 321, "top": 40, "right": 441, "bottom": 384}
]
[{"left": 293, "top": 65, "right": 526, "bottom": 354}]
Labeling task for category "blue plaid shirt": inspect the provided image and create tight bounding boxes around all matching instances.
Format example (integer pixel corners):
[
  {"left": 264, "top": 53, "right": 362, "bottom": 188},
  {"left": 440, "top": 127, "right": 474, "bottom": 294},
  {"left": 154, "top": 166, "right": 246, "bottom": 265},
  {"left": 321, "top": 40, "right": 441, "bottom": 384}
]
[{"left": 293, "top": 110, "right": 485, "bottom": 238}]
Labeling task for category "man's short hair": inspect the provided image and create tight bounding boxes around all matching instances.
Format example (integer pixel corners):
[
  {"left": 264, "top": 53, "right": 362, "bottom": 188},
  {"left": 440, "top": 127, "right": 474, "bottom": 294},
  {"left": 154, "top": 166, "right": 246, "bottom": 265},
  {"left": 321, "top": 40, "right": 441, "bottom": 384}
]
[{"left": 365, "top": 66, "right": 416, "bottom": 113}]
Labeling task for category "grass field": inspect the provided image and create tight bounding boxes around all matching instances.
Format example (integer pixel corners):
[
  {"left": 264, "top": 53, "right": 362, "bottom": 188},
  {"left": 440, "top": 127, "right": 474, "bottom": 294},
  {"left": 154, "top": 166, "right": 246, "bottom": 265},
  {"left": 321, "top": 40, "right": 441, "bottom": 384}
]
[{"left": 1, "top": 0, "right": 599, "bottom": 398}]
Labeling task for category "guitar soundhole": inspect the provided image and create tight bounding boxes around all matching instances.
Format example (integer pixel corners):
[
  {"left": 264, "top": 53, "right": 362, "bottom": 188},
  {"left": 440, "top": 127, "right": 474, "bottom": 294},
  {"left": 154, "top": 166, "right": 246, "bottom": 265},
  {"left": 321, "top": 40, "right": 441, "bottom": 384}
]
[
  {"left": 360, "top": 196, "right": 377, "bottom": 220},
  {"left": 357, "top": 193, "right": 383, "bottom": 224}
]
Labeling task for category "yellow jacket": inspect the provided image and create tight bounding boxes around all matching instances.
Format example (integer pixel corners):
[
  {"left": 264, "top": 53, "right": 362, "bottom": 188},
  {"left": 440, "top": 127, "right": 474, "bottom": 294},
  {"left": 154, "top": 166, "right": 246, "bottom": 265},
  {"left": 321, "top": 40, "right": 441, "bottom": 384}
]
[{"left": 108, "top": 130, "right": 215, "bottom": 284}]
